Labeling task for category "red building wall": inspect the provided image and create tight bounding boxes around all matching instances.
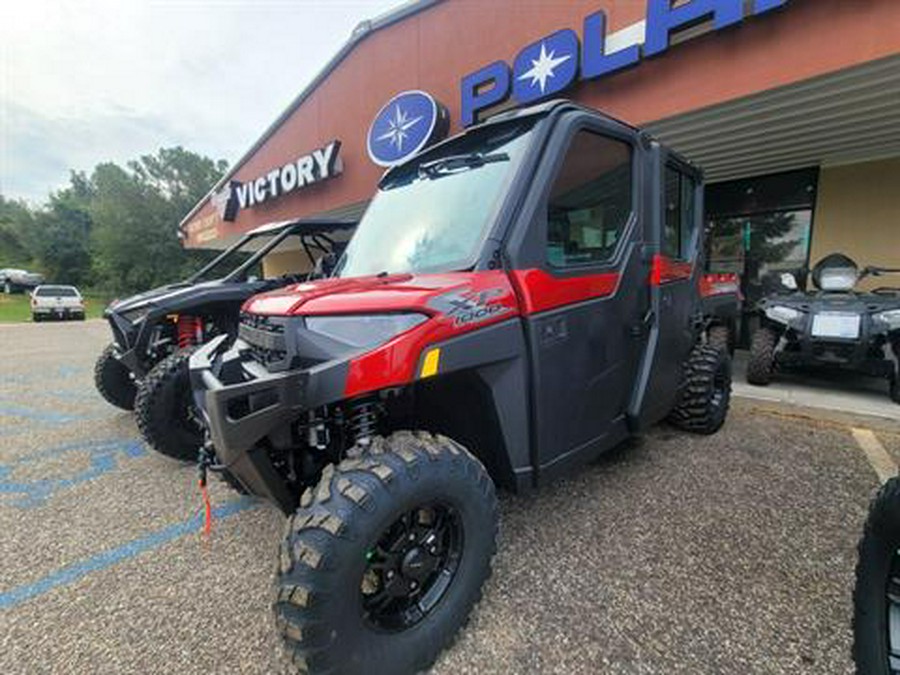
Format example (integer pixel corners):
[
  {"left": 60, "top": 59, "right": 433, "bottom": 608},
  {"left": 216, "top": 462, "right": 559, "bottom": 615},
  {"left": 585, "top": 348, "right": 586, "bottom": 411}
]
[{"left": 183, "top": 0, "right": 900, "bottom": 247}]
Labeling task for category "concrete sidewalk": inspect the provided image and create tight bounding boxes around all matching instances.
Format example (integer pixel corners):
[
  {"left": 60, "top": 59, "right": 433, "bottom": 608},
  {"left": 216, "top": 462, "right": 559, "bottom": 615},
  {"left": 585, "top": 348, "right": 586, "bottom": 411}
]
[{"left": 732, "top": 350, "right": 899, "bottom": 421}]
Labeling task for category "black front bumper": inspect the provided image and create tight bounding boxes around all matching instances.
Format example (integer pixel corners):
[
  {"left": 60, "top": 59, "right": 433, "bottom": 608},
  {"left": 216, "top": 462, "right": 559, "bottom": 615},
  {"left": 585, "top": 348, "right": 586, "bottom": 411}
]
[{"left": 190, "top": 335, "right": 349, "bottom": 511}]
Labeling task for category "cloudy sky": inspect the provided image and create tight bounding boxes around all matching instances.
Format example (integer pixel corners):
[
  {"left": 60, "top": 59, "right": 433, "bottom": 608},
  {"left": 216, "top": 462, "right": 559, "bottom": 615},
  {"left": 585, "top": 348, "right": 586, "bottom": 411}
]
[{"left": 0, "top": 0, "right": 400, "bottom": 203}]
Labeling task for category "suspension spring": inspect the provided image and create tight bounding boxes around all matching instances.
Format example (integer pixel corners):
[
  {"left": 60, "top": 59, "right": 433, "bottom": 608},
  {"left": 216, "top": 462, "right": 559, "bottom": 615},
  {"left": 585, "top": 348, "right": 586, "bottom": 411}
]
[
  {"left": 177, "top": 315, "right": 202, "bottom": 350},
  {"left": 349, "top": 397, "right": 380, "bottom": 447}
]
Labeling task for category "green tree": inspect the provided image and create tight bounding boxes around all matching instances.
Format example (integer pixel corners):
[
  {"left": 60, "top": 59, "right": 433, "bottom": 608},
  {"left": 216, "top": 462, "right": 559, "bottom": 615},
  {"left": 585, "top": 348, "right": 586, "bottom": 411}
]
[
  {"left": 89, "top": 147, "right": 227, "bottom": 294},
  {"left": 0, "top": 195, "right": 35, "bottom": 267}
]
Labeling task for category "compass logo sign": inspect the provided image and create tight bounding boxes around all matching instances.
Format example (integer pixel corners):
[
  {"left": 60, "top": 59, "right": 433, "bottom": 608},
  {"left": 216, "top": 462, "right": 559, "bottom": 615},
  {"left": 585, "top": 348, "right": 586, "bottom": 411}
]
[
  {"left": 367, "top": 90, "right": 449, "bottom": 167},
  {"left": 513, "top": 30, "right": 579, "bottom": 105}
]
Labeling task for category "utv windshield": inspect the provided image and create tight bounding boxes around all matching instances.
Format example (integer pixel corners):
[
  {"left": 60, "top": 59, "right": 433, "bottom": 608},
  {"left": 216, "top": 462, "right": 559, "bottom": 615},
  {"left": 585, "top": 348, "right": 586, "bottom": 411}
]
[{"left": 335, "top": 120, "right": 537, "bottom": 278}]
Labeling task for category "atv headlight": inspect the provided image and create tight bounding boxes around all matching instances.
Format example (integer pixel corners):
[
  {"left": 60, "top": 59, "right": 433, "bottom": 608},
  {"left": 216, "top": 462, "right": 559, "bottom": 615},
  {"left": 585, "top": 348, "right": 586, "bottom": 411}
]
[
  {"left": 304, "top": 313, "right": 428, "bottom": 349},
  {"left": 765, "top": 305, "right": 803, "bottom": 324},
  {"left": 874, "top": 309, "right": 900, "bottom": 330}
]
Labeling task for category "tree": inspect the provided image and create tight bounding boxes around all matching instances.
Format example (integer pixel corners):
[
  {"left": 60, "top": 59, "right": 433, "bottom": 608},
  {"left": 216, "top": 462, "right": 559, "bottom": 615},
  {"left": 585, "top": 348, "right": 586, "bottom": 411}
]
[
  {"left": 0, "top": 195, "right": 34, "bottom": 267},
  {"left": 89, "top": 148, "right": 227, "bottom": 293},
  {"left": 0, "top": 147, "right": 226, "bottom": 294}
]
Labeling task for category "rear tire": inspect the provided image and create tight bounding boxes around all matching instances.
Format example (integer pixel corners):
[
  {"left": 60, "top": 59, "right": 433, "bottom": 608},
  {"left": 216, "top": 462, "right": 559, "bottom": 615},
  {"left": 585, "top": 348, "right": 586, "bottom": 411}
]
[
  {"left": 746, "top": 326, "right": 777, "bottom": 386},
  {"left": 890, "top": 372, "right": 900, "bottom": 405},
  {"left": 707, "top": 324, "right": 733, "bottom": 355},
  {"left": 94, "top": 344, "right": 137, "bottom": 410},
  {"left": 668, "top": 344, "right": 731, "bottom": 435},
  {"left": 134, "top": 349, "right": 203, "bottom": 462},
  {"left": 853, "top": 476, "right": 900, "bottom": 675},
  {"left": 274, "top": 431, "right": 498, "bottom": 675}
]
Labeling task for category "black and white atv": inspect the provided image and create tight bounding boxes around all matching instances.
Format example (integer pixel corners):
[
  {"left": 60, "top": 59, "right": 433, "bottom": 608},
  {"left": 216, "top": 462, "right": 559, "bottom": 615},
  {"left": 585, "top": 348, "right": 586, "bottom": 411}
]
[
  {"left": 94, "top": 218, "right": 355, "bottom": 462},
  {"left": 746, "top": 253, "right": 900, "bottom": 403}
]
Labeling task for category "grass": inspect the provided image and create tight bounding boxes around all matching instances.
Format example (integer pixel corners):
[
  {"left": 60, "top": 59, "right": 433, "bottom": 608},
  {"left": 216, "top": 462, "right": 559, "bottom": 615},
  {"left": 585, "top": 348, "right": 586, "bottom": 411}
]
[{"left": 0, "top": 292, "right": 110, "bottom": 323}]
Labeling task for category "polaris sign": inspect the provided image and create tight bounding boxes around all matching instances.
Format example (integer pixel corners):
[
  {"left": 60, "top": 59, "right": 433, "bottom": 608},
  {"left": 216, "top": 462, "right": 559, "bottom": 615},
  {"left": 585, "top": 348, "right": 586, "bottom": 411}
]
[
  {"left": 212, "top": 141, "right": 342, "bottom": 221},
  {"left": 460, "top": 0, "right": 790, "bottom": 126},
  {"left": 367, "top": 91, "right": 449, "bottom": 167}
]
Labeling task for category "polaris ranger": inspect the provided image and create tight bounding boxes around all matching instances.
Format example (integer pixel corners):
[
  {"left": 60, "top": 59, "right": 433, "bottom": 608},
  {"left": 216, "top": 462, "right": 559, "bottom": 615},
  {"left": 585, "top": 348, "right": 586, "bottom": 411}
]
[
  {"left": 190, "top": 100, "right": 732, "bottom": 674},
  {"left": 746, "top": 253, "right": 900, "bottom": 402},
  {"left": 94, "top": 218, "right": 355, "bottom": 462}
]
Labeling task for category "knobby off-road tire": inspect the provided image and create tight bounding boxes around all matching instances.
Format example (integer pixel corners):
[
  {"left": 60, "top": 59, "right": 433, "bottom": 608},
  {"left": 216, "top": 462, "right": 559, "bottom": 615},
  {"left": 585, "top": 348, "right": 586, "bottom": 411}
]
[
  {"left": 274, "top": 431, "right": 498, "bottom": 675},
  {"left": 707, "top": 324, "right": 733, "bottom": 356},
  {"left": 854, "top": 476, "right": 900, "bottom": 675},
  {"left": 94, "top": 343, "right": 137, "bottom": 411},
  {"left": 668, "top": 344, "right": 732, "bottom": 435},
  {"left": 746, "top": 326, "right": 777, "bottom": 386},
  {"left": 135, "top": 348, "right": 203, "bottom": 462}
]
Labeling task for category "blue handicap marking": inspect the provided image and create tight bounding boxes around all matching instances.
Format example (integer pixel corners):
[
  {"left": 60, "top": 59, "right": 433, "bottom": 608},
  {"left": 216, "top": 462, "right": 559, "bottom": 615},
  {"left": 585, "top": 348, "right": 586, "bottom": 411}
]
[{"left": 0, "top": 439, "right": 146, "bottom": 508}]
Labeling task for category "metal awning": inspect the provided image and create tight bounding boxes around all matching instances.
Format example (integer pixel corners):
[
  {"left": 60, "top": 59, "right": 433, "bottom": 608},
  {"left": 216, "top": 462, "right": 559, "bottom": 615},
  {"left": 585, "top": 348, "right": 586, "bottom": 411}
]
[{"left": 646, "top": 54, "right": 900, "bottom": 183}]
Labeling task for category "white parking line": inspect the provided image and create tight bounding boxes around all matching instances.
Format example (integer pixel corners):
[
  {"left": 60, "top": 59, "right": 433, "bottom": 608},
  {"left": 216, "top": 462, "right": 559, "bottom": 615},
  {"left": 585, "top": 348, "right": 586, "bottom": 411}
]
[{"left": 851, "top": 427, "right": 897, "bottom": 484}]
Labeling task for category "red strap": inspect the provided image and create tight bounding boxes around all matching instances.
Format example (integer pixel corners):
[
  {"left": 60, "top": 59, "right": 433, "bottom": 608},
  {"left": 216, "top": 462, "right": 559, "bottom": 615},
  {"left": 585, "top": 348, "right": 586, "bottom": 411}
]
[{"left": 199, "top": 480, "right": 212, "bottom": 536}]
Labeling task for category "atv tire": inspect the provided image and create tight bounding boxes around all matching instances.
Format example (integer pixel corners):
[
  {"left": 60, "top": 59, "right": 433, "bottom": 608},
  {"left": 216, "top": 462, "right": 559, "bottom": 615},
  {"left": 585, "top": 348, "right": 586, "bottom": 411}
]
[
  {"left": 707, "top": 324, "right": 733, "bottom": 355},
  {"left": 853, "top": 476, "right": 900, "bottom": 674},
  {"left": 135, "top": 349, "right": 203, "bottom": 462},
  {"left": 746, "top": 326, "right": 777, "bottom": 386},
  {"left": 94, "top": 344, "right": 137, "bottom": 411},
  {"left": 668, "top": 344, "right": 731, "bottom": 435},
  {"left": 274, "top": 431, "right": 498, "bottom": 675}
]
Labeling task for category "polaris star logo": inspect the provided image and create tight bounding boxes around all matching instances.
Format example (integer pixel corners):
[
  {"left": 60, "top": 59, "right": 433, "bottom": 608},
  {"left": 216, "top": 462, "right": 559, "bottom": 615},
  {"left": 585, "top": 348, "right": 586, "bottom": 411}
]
[
  {"left": 460, "top": 0, "right": 790, "bottom": 126},
  {"left": 367, "top": 90, "right": 449, "bottom": 167}
]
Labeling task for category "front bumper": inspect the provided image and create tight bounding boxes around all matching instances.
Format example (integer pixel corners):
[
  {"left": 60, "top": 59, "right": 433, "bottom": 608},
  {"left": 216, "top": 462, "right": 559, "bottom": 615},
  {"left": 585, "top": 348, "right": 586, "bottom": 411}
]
[
  {"left": 33, "top": 307, "right": 84, "bottom": 319},
  {"left": 770, "top": 313, "right": 898, "bottom": 377},
  {"left": 190, "top": 335, "right": 349, "bottom": 511}
]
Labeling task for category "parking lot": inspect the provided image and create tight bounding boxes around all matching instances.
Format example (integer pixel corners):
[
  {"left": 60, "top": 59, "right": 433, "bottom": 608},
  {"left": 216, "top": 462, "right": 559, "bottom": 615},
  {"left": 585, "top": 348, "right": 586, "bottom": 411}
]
[{"left": 1, "top": 320, "right": 898, "bottom": 674}]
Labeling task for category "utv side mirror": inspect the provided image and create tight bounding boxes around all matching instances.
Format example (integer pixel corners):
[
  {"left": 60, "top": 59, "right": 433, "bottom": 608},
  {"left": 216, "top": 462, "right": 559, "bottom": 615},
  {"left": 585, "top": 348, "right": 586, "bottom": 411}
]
[{"left": 780, "top": 273, "right": 798, "bottom": 290}]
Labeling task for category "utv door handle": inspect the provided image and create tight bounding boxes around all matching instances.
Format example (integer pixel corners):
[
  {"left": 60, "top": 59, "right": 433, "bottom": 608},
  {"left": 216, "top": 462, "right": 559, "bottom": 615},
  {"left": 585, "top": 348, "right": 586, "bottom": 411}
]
[
  {"left": 539, "top": 316, "right": 568, "bottom": 346},
  {"left": 631, "top": 310, "right": 654, "bottom": 338}
]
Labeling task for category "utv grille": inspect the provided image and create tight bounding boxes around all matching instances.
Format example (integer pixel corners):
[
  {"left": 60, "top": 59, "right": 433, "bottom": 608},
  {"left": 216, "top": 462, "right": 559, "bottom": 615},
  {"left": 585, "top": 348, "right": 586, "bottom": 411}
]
[{"left": 239, "top": 313, "right": 289, "bottom": 369}]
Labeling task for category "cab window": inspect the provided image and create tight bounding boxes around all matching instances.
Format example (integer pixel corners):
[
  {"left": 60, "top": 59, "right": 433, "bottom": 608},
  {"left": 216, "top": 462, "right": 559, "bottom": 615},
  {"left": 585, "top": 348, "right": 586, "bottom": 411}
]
[
  {"left": 546, "top": 131, "right": 633, "bottom": 268},
  {"left": 663, "top": 166, "right": 698, "bottom": 261}
]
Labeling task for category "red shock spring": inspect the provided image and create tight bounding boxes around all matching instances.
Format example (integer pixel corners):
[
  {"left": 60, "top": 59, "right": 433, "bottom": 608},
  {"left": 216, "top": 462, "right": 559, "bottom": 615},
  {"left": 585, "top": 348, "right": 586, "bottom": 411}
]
[{"left": 177, "top": 315, "right": 202, "bottom": 349}]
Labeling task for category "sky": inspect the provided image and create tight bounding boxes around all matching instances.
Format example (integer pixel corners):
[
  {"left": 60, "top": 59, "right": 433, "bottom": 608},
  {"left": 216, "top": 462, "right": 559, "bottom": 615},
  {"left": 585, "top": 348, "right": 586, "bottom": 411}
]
[{"left": 0, "top": 0, "right": 401, "bottom": 203}]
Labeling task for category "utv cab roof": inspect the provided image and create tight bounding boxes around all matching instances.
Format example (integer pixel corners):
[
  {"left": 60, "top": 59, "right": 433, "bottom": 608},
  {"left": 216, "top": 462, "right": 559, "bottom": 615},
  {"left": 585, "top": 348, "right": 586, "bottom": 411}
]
[
  {"left": 245, "top": 217, "right": 358, "bottom": 237},
  {"left": 380, "top": 99, "right": 701, "bottom": 186}
]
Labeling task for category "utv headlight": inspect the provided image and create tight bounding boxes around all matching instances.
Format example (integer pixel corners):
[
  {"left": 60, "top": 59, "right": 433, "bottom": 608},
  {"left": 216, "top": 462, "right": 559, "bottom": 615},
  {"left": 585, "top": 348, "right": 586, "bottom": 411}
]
[
  {"left": 304, "top": 313, "right": 427, "bottom": 349},
  {"left": 874, "top": 309, "right": 900, "bottom": 330},
  {"left": 765, "top": 305, "right": 803, "bottom": 324}
]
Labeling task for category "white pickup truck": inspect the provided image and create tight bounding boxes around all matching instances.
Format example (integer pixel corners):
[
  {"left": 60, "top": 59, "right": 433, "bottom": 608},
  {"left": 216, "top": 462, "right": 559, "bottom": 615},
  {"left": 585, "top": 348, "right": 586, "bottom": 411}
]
[{"left": 31, "top": 285, "right": 86, "bottom": 321}]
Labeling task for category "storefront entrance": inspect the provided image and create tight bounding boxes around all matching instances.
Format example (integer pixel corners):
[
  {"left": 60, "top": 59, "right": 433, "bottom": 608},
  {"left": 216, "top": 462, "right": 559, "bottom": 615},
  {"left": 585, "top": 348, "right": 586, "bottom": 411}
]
[{"left": 706, "top": 168, "right": 818, "bottom": 346}]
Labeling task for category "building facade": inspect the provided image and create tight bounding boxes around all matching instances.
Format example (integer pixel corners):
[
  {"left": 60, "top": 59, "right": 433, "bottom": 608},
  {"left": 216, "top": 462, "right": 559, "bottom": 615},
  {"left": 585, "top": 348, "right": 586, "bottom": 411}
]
[{"left": 180, "top": 0, "right": 900, "bottom": 312}]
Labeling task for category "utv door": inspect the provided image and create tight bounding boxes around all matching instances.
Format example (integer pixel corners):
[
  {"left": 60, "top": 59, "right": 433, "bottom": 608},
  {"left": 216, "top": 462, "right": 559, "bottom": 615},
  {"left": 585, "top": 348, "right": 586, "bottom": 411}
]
[
  {"left": 628, "top": 148, "right": 704, "bottom": 429},
  {"left": 505, "top": 116, "right": 650, "bottom": 482}
]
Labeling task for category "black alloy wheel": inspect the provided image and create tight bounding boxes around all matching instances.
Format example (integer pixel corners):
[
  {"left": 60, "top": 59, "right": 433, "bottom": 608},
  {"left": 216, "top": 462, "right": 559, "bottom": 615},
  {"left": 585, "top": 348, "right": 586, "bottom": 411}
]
[
  {"left": 360, "top": 502, "right": 464, "bottom": 631},
  {"left": 274, "top": 431, "right": 498, "bottom": 675}
]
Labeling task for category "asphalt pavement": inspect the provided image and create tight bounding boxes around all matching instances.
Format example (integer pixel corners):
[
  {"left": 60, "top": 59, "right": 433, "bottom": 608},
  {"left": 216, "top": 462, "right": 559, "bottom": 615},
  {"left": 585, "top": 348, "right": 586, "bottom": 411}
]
[{"left": 1, "top": 319, "right": 898, "bottom": 674}]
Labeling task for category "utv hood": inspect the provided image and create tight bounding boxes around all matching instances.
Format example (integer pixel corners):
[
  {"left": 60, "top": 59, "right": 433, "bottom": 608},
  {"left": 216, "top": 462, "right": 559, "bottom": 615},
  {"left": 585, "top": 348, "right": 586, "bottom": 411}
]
[{"left": 243, "top": 272, "right": 509, "bottom": 317}]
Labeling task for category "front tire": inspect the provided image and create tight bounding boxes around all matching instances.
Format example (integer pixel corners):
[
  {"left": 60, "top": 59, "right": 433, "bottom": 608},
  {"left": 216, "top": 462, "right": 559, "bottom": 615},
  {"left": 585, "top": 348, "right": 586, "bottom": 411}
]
[
  {"left": 274, "top": 431, "right": 498, "bottom": 675},
  {"left": 854, "top": 477, "right": 900, "bottom": 675},
  {"left": 668, "top": 344, "right": 732, "bottom": 435},
  {"left": 94, "top": 344, "right": 137, "bottom": 410},
  {"left": 134, "top": 349, "right": 203, "bottom": 461},
  {"left": 746, "top": 326, "right": 777, "bottom": 385}
]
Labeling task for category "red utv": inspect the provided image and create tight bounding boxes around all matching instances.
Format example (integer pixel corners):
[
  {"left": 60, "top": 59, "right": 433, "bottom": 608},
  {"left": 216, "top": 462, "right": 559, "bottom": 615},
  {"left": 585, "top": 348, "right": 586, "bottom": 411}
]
[{"left": 190, "top": 100, "right": 732, "bottom": 674}]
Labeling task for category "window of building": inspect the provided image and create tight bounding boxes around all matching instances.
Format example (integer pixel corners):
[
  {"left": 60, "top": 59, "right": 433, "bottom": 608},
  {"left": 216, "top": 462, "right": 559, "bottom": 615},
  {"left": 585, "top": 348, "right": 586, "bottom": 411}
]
[
  {"left": 546, "top": 131, "right": 633, "bottom": 268},
  {"left": 663, "top": 166, "right": 697, "bottom": 261}
]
